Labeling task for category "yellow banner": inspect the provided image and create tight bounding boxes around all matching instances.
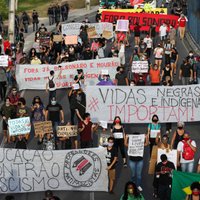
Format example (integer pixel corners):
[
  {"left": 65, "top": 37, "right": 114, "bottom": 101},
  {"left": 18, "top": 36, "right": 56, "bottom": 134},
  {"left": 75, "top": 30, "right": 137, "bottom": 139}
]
[{"left": 99, "top": 8, "right": 167, "bottom": 14}]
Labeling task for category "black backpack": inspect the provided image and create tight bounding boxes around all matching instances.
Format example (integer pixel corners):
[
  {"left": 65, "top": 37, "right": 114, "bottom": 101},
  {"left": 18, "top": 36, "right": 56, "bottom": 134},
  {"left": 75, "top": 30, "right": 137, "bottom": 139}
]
[{"left": 48, "top": 77, "right": 55, "bottom": 88}]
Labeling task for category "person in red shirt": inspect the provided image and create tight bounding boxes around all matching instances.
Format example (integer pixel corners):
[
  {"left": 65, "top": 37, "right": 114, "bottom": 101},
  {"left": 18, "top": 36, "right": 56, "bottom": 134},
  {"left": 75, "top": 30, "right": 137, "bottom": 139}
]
[
  {"left": 78, "top": 113, "right": 98, "bottom": 148},
  {"left": 149, "top": 64, "right": 161, "bottom": 85},
  {"left": 178, "top": 14, "right": 188, "bottom": 40}
]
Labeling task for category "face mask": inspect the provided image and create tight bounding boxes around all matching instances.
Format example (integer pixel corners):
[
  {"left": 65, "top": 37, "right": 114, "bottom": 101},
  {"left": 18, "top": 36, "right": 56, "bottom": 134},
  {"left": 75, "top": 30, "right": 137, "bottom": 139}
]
[
  {"left": 51, "top": 100, "right": 56, "bottom": 105},
  {"left": 127, "top": 189, "right": 134, "bottom": 194},
  {"left": 152, "top": 119, "right": 158, "bottom": 123},
  {"left": 178, "top": 127, "right": 183, "bottom": 130},
  {"left": 189, "top": 53, "right": 193, "bottom": 57},
  {"left": 86, "top": 117, "right": 91, "bottom": 122},
  {"left": 130, "top": 83, "right": 135, "bottom": 86},
  {"left": 192, "top": 191, "right": 199, "bottom": 196},
  {"left": 111, "top": 50, "right": 115, "bottom": 53},
  {"left": 115, "top": 119, "right": 120, "bottom": 124},
  {"left": 108, "top": 142, "right": 113, "bottom": 147},
  {"left": 184, "top": 138, "right": 189, "bottom": 141}
]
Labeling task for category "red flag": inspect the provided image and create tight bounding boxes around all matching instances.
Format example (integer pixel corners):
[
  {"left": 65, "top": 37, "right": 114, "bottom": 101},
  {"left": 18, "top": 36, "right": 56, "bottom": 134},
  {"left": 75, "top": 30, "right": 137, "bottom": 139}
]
[{"left": 130, "top": 0, "right": 144, "bottom": 6}]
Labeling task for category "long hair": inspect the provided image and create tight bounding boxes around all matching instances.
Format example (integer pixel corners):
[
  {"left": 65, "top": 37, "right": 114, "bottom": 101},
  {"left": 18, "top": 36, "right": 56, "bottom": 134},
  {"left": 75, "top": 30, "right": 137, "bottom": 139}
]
[
  {"left": 112, "top": 116, "right": 122, "bottom": 126},
  {"left": 122, "top": 181, "right": 141, "bottom": 200}
]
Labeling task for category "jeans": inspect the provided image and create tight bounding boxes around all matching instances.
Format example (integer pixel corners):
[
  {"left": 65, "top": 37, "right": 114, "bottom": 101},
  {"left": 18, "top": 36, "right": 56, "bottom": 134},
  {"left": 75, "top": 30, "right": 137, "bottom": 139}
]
[
  {"left": 33, "top": 22, "right": 38, "bottom": 32},
  {"left": 197, "top": 77, "right": 200, "bottom": 84},
  {"left": 181, "top": 77, "right": 190, "bottom": 85},
  {"left": 181, "top": 162, "right": 194, "bottom": 173},
  {"left": 129, "top": 159, "right": 143, "bottom": 187},
  {"left": 158, "top": 184, "right": 171, "bottom": 200}
]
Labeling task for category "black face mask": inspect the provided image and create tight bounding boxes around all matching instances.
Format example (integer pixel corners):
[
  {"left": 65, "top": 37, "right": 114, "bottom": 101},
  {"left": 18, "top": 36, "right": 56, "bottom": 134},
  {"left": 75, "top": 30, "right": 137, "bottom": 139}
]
[
  {"left": 178, "top": 127, "right": 183, "bottom": 130},
  {"left": 152, "top": 119, "right": 158, "bottom": 123}
]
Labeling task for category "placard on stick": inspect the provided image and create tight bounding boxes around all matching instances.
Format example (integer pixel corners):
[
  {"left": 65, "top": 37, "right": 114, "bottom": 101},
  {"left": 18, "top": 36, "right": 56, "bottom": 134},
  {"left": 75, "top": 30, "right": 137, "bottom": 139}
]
[
  {"left": 34, "top": 121, "right": 53, "bottom": 137},
  {"left": 57, "top": 125, "right": 78, "bottom": 137},
  {"left": 53, "top": 35, "right": 63, "bottom": 42},
  {"left": 64, "top": 35, "right": 78, "bottom": 45},
  {"left": 87, "top": 27, "right": 98, "bottom": 38}
]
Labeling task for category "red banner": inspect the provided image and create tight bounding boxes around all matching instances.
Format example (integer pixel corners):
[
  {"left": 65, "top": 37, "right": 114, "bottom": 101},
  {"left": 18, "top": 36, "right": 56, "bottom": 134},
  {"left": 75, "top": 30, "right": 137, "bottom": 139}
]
[
  {"left": 130, "top": 0, "right": 144, "bottom": 6},
  {"left": 101, "top": 11, "right": 179, "bottom": 32}
]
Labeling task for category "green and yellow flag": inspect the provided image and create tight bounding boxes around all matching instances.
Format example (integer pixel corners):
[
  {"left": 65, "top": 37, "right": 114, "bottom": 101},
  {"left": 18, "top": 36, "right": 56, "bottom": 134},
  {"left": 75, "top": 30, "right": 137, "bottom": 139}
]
[{"left": 171, "top": 170, "right": 200, "bottom": 200}]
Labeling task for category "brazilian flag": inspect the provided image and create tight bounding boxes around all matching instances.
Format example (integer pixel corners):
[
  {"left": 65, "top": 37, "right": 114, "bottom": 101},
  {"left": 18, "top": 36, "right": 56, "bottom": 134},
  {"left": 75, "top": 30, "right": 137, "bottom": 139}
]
[{"left": 171, "top": 170, "right": 200, "bottom": 200}]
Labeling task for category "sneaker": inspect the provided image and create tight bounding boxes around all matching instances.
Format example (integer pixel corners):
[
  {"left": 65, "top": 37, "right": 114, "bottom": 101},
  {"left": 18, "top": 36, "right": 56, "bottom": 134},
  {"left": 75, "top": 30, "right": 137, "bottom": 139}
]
[{"left": 123, "top": 162, "right": 127, "bottom": 168}]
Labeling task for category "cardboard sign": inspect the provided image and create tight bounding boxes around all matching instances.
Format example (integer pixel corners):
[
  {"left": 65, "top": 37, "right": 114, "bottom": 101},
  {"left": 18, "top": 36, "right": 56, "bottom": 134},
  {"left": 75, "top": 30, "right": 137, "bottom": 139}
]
[
  {"left": 0, "top": 147, "right": 108, "bottom": 193},
  {"left": 102, "top": 30, "right": 113, "bottom": 40},
  {"left": 8, "top": 117, "right": 31, "bottom": 136},
  {"left": 34, "top": 121, "right": 53, "bottom": 136},
  {"left": 87, "top": 27, "right": 98, "bottom": 38},
  {"left": 116, "top": 20, "right": 129, "bottom": 32},
  {"left": 39, "top": 32, "right": 50, "bottom": 47},
  {"left": 99, "top": 133, "right": 110, "bottom": 146},
  {"left": 0, "top": 55, "right": 8, "bottom": 66},
  {"left": 53, "top": 35, "right": 63, "bottom": 42},
  {"left": 64, "top": 35, "right": 78, "bottom": 45},
  {"left": 57, "top": 125, "right": 78, "bottom": 137},
  {"left": 132, "top": 61, "right": 149, "bottom": 73}
]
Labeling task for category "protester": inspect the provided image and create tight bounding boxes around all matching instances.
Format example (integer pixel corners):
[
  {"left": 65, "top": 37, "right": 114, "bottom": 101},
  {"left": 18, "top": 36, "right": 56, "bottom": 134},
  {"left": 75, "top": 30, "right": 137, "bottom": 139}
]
[
  {"left": 170, "top": 47, "right": 179, "bottom": 75},
  {"left": 115, "top": 66, "right": 129, "bottom": 86},
  {"left": 185, "top": 182, "right": 200, "bottom": 200},
  {"left": 38, "top": 133, "right": 56, "bottom": 150},
  {"left": 15, "top": 135, "right": 27, "bottom": 149},
  {"left": 43, "top": 190, "right": 60, "bottom": 200},
  {"left": 178, "top": 14, "right": 188, "bottom": 40},
  {"left": 149, "top": 64, "right": 160, "bottom": 85},
  {"left": 120, "top": 181, "right": 144, "bottom": 200},
  {"left": 111, "top": 116, "right": 127, "bottom": 167},
  {"left": 0, "top": 66, "right": 7, "bottom": 102},
  {"left": 161, "top": 63, "right": 173, "bottom": 82},
  {"left": 153, "top": 44, "right": 163, "bottom": 69},
  {"left": 32, "top": 10, "right": 39, "bottom": 32},
  {"left": 177, "top": 131, "right": 197, "bottom": 172},
  {"left": 106, "top": 136, "right": 118, "bottom": 194}
]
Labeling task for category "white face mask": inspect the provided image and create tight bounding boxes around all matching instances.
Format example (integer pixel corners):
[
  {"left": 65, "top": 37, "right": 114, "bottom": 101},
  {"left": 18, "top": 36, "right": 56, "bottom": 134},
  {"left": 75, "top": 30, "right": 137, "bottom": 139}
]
[
  {"left": 107, "top": 142, "right": 114, "bottom": 147},
  {"left": 189, "top": 53, "right": 193, "bottom": 57},
  {"left": 51, "top": 100, "right": 56, "bottom": 105},
  {"left": 130, "top": 83, "right": 135, "bottom": 86}
]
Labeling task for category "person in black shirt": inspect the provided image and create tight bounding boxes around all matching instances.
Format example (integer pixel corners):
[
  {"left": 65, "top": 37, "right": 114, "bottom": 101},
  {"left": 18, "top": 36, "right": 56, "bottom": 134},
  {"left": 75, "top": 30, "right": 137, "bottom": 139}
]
[
  {"left": 106, "top": 137, "right": 118, "bottom": 194},
  {"left": 115, "top": 66, "right": 129, "bottom": 86},
  {"left": 32, "top": 10, "right": 39, "bottom": 32},
  {"left": 82, "top": 46, "right": 92, "bottom": 60},
  {"left": 155, "top": 154, "right": 175, "bottom": 200},
  {"left": 179, "top": 59, "right": 193, "bottom": 85},
  {"left": 15, "top": 135, "right": 27, "bottom": 149}
]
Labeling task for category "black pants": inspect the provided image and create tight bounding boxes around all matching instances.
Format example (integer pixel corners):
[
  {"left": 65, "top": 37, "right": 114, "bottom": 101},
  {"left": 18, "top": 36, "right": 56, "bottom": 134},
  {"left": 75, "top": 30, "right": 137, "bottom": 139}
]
[
  {"left": 158, "top": 185, "right": 171, "bottom": 200},
  {"left": 114, "top": 138, "right": 126, "bottom": 159},
  {"left": 0, "top": 81, "right": 7, "bottom": 101},
  {"left": 70, "top": 109, "right": 76, "bottom": 125},
  {"left": 149, "top": 138, "right": 156, "bottom": 157},
  {"left": 81, "top": 140, "right": 93, "bottom": 148}
]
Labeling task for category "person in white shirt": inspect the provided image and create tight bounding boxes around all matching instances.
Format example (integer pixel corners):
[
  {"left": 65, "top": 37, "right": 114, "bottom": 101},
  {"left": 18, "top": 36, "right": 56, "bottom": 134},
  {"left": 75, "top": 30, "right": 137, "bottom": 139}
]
[
  {"left": 118, "top": 41, "right": 125, "bottom": 66},
  {"left": 177, "top": 132, "right": 197, "bottom": 173},
  {"left": 153, "top": 44, "right": 164, "bottom": 70},
  {"left": 159, "top": 23, "right": 167, "bottom": 42},
  {"left": 144, "top": 34, "right": 153, "bottom": 58}
]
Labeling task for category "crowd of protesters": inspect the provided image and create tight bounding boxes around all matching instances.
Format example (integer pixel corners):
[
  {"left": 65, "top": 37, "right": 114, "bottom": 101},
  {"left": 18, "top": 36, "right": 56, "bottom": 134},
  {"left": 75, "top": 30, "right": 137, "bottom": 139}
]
[{"left": 1, "top": 0, "right": 200, "bottom": 199}]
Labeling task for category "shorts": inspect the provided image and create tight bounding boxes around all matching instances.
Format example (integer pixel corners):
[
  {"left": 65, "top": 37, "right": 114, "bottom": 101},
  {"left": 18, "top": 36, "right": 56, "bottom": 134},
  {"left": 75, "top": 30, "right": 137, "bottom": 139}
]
[
  {"left": 3, "top": 120, "right": 8, "bottom": 131},
  {"left": 155, "top": 57, "right": 163, "bottom": 60},
  {"left": 108, "top": 169, "right": 116, "bottom": 181},
  {"left": 171, "top": 59, "right": 176, "bottom": 63}
]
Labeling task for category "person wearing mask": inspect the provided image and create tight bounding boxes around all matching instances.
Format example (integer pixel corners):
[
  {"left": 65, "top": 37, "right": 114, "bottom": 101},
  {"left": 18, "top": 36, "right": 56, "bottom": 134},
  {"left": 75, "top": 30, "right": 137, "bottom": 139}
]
[
  {"left": 8, "top": 87, "right": 20, "bottom": 106},
  {"left": 169, "top": 25, "right": 176, "bottom": 47},
  {"left": 155, "top": 154, "right": 175, "bottom": 200},
  {"left": 120, "top": 181, "right": 144, "bottom": 200},
  {"left": 0, "top": 97, "right": 16, "bottom": 143},
  {"left": 111, "top": 116, "right": 127, "bottom": 167},
  {"left": 149, "top": 64, "right": 161, "bottom": 85},
  {"left": 108, "top": 46, "right": 118, "bottom": 58},
  {"left": 21, "top": 12, "right": 30, "bottom": 33},
  {"left": 43, "top": 190, "right": 60, "bottom": 200},
  {"left": 164, "top": 40, "right": 172, "bottom": 65},
  {"left": 32, "top": 10, "right": 39, "bottom": 32},
  {"left": 147, "top": 114, "right": 161, "bottom": 157},
  {"left": 153, "top": 44, "right": 163, "bottom": 69},
  {"left": 185, "top": 182, "right": 200, "bottom": 200},
  {"left": 143, "top": 34, "right": 153, "bottom": 59},
  {"left": 106, "top": 137, "right": 118, "bottom": 194},
  {"left": 171, "top": 121, "right": 185, "bottom": 149},
  {"left": 82, "top": 46, "right": 92, "bottom": 60},
  {"left": 38, "top": 133, "right": 56, "bottom": 150},
  {"left": 159, "top": 23, "right": 167, "bottom": 42},
  {"left": 138, "top": 39, "right": 147, "bottom": 57},
  {"left": 15, "top": 135, "right": 27, "bottom": 149},
  {"left": 170, "top": 48, "right": 179, "bottom": 75},
  {"left": 118, "top": 41, "right": 125, "bottom": 66},
  {"left": 115, "top": 66, "right": 129, "bottom": 86},
  {"left": 179, "top": 59, "right": 193, "bottom": 85},
  {"left": 0, "top": 66, "right": 7, "bottom": 102},
  {"left": 187, "top": 50, "right": 195, "bottom": 67},
  {"left": 78, "top": 113, "right": 98, "bottom": 148},
  {"left": 125, "top": 133, "right": 148, "bottom": 190},
  {"left": 178, "top": 14, "right": 188, "bottom": 40},
  {"left": 161, "top": 64, "right": 173, "bottom": 83},
  {"left": 133, "top": 23, "right": 141, "bottom": 46},
  {"left": 194, "top": 56, "right": 200, "bottom": 84},
  {"left": 91, "top": 39, "right": 99, "bottom": 59},
  {"left": 177, "top": 131, "right": 197, "bottom": 172}
]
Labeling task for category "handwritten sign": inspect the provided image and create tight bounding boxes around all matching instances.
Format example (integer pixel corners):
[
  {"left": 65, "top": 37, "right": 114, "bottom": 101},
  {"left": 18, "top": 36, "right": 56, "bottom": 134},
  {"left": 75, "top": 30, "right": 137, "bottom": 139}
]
[
  {"left": 64, "top": 35, "right": 78, "bottom": 45},
  {"left": 128, "top": 134, "right": 145, "bottom": 157},
  {"left": 116, "top": 20, "right": 129, "bottom": 32},
  {"left": 86, "top": 85, "right": 200, "bottom": 123},
  {"left": 87, "top": 27, "right": 98, "bottom": 38},
  {"left": 132, "top": 61, "right": 149, "bottom": 73},
  {"left": 0, "top": 55, "right": 8, "bottom": 66},
  {"left": 34, "top": 121, "right": 53, "bottom": 136},
  {"left": 0, "top": 147, "right": 108, "bottom": 193},
  {"left": 53, "top": 35, "right": 63, "bottom": 42},
  {"left": 8, "top": 117, "right": 31, "bottom": 136},
  {"left": 57, "top": 125, "right": 78, "bottom": 137}
]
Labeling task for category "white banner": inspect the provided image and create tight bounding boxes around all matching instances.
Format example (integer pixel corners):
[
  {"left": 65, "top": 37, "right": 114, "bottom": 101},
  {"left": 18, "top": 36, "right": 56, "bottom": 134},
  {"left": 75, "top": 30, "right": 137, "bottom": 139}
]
[
  {"left": 132, "top": 61, "right": 148, "bottom": 73},
  {"left": 8, "top": 117, "right": 31, "bottom": 136},
  {"left": 16, "top": 58, "right": 120, "bottom": 90},
  {"left": 62, "top": 22, "right": 113, "bottom": 39},
  {"left": 86, "top": 85, "right": 200, "bottom": 123},
  {"left": 128, "top": 134, "right": 145, "bottom": 157},
  {"left": 116, "top": 20, "right": 129, "bottom": 32},
  {"left": 0, "top": 147, "right": 108, "bottom": 193},
  {"left": 0, "top": 55, "right": 8, "bottom": 67},
  {"left": 157, "top": 149, "right": 177, "bottom": 169}
]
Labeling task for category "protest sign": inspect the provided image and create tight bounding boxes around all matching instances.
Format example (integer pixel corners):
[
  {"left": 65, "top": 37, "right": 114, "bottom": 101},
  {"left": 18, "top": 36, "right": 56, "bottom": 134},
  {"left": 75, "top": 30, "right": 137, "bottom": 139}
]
[
  {"left": 39, "top": 32, "right": 51, "bottom": 47},
  {"left": 0, "top": 147, "right": 108, "bottom": 193},
  {"left": 101, "top": 11, "right": 179, "bottom": 32},
  {"left": 132, "top": 61, "right": 148, "bottom": 73},
  {"left": 62, "top": 22, "right": 113, "bottom": 39},
  {"left": 53, "top": 35, "right": 63, "bottom": 42},
  {"left": 8, "top": 117, "right": 31, "bottom": 136},
  {"left": 64, "top": 35, "right": 78, "bottom": 45},
  {"left": 102, "top": 30, "right": 113, "bottom": 40},
  {"left": 57, "top": 125, "right": 78, "bottom": 137},
  {"left": 34, "top": 121, "right": 53, "bottom": 137},
  {"left": 128, "top": 134, "right": 145, "bottom": 157},
  {"left": 99, "top": 8, "right": 168, "bottom": 14},
  {"left": 86, "top": 85, "right": 200, "bottom": 123},
  {"left": 16, "top": 57, "right": 120, "bottom": 90},
  {"left": 157, "top": 149, "right": 177, "bottom": 168},
  {"left": 87, "top": 26, "right": 98, "bottom": 38},
  {"left": 116, "top": 20, "right": 129, "bottom": 32},
  {"left": 0, "top": 55, "right": 8, "bottom": 66},
  {"left": 99, "top": 132, "right": 110, "bottom": 146}
]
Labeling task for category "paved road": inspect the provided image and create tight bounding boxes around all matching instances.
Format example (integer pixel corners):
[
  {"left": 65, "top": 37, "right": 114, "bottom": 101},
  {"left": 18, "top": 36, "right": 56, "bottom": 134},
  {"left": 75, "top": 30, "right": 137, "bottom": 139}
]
[{"left": 1, "top": 8, "right": 200, "bottom": 200}]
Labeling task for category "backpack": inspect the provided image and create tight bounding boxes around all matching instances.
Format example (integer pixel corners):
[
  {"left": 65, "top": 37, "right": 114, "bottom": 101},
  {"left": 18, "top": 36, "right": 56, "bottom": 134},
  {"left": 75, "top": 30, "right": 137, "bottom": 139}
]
[
  {"left": 48, "top": 77, "right": 55, "bottom": 88},
  {"left": 182, "top": 140, "right": 195, "bottom": 160}
]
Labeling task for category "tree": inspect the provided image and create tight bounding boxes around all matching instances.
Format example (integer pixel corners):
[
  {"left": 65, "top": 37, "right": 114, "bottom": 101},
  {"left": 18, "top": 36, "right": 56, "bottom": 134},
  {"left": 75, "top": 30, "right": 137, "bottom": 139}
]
[{"left": 0, "top": 0, "right": 9, "bottom": 19}]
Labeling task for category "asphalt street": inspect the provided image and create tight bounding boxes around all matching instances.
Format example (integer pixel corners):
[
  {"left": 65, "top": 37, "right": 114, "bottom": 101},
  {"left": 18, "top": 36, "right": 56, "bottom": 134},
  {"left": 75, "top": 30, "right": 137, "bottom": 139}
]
[{"left": 0, "top": 9, "right": 200, "bottom": 200}]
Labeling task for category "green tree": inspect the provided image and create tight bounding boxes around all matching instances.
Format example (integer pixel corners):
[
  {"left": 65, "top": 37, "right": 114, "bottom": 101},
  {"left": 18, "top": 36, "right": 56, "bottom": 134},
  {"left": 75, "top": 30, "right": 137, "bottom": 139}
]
[{"left": 0, "top": 0, "right": 9, "bottom": 19}]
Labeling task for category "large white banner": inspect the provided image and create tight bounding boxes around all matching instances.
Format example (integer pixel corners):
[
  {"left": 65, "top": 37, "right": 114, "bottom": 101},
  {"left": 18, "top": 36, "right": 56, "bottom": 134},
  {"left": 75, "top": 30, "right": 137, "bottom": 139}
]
[
  {"left": 61, "top": 22, "right": 113, "bottom": 39},
  {"left": 86, "top": 85, "right": 200, "bottom": 123},
  {"left": 0, "top": 147, "right": 108, "bottom": 193},
  {"left": 16, "top": 58, "right": 120, "bottom": 90}
]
